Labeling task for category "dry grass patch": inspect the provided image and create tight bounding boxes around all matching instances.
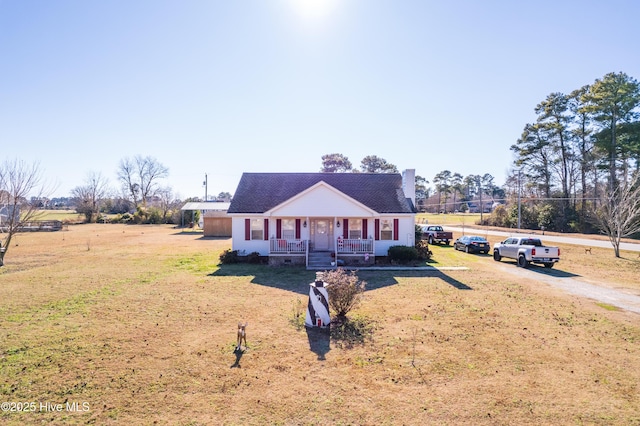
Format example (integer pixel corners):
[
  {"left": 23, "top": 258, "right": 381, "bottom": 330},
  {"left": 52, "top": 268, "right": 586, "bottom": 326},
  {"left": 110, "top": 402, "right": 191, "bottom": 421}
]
[{"left": 1, "top": 224, "right": 639, "bottom": 425}]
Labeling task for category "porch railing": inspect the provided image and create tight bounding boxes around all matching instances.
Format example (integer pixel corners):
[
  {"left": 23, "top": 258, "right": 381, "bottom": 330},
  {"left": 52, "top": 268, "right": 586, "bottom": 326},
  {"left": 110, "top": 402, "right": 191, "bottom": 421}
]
[
  {"left": 337, "top": 238, "right": 373, "bottom": 253},
  {"left": 270, "top": 239, "right": 307, "bottom": 254}
]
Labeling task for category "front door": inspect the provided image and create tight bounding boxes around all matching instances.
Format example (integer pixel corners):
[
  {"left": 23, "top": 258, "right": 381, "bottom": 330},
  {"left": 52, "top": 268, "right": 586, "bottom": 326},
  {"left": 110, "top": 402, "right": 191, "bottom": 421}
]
[{"left": 314, "top": 219, "right": 330, "bottom": 251}]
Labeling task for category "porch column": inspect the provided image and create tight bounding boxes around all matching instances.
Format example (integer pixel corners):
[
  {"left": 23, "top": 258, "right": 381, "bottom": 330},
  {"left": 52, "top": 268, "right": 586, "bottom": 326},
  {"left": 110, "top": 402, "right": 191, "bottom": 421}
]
[
  {"left": 305, "top": 216, "right": 310, "bottom": 247},
  {"left": 334, "top": 217, "right": 338, "bottom": 263}
]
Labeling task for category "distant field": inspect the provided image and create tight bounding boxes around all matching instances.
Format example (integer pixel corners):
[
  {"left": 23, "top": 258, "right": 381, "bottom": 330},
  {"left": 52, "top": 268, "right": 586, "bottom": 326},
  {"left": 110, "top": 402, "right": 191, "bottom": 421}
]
[
  {"left": 34, "top": 209, "right": 83, "bottom": 222},
  {"left": 35, "top": 210, "right": 485, "bottom": 227},
  {"left": 417, "top": 212, "right": 483, "bottom": 225},
  {"left": 1, "top": 224, "right": 639, "bottom": 425}
]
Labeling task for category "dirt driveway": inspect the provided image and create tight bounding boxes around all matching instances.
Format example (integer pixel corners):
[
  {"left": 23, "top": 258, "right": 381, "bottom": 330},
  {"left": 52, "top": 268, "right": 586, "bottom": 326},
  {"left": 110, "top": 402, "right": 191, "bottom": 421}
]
[
  {"left": 444, "top": 226, "right": 640, "bottom": 314},
  {"left": 493, "top": 260, "right": 640, "bottom": 314}
]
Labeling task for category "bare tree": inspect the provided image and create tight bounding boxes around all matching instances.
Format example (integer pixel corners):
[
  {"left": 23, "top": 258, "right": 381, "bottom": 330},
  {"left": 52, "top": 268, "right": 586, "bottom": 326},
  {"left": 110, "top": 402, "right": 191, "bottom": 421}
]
[
  {"left": 71, "top": 172, "right": 110, "bottom": 223},
  {"left": 156, "top": 186, "right": 175, "bottom": 222},
  {"left": 0, "top": 159, "right": 51, "bottom": 266},
  {"left": 117, "top": 156, "right": 169, "bottom": 208},
  {"left": 593, "top": 171, "right": 640, "bottom": 257}
]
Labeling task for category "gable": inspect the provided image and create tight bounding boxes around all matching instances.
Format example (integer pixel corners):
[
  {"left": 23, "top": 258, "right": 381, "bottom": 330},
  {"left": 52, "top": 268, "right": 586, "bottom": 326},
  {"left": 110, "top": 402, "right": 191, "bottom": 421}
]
[{"left": 266, "top": 181, "right": 377, "bottom": 217}]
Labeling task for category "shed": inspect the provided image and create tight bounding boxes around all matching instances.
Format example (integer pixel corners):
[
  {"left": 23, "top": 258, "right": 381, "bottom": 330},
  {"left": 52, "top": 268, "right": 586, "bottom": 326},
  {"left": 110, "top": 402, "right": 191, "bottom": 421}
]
[{"left": 180, "top": 202, "right": 231, "bottom": 237}]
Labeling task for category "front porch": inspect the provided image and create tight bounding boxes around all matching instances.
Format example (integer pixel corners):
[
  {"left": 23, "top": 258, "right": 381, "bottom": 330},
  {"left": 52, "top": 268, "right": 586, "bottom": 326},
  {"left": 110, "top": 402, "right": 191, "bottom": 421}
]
[{"left": 268, "top": 237, "right": 375, "bottom": 268}]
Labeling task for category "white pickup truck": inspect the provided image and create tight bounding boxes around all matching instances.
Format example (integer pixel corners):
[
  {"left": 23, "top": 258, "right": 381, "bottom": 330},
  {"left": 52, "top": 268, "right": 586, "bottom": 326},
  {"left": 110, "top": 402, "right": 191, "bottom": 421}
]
[{"left": 493, "top": 237, "right": 560, "bottom": 268}]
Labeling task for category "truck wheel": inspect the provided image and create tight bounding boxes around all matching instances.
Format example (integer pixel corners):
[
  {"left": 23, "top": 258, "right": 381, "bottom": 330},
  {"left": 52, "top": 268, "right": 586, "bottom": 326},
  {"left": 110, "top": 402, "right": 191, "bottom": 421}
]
[
  {"left": 517, "top": 255, "right": 529, "bottom": 268},
  {"left": 445, "top": 240, "right": 450, "bottom": 245},
  {"left": 544, "top": 262, "right": 554, "bottom": 269},
  {"left": 493, "top": 251, "right": 501, "bottom": 261}
]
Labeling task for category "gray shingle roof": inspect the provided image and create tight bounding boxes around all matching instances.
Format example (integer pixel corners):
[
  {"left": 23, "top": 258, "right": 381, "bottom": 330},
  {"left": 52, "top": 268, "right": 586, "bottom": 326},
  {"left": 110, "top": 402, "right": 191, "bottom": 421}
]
[{"left": 228, "top": 173, "right": 415, "bottom": 214}]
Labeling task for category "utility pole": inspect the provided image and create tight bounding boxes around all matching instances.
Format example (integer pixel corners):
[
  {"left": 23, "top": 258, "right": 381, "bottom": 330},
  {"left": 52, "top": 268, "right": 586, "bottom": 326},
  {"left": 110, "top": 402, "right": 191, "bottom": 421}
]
[
  {"left": 477, "top": 176, "right": 483, "bottom": 224},
  {"left": 203, "top": 173, "right": 208, "bottom": 202},
  {"left": 517, "top": 169, "right": 522, "bottom": 230}
]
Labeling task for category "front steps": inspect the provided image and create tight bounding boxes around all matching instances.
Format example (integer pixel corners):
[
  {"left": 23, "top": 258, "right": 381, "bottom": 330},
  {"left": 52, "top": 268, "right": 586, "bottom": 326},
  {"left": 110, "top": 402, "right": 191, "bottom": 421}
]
[{"left": 307, "top": 251, "right": 334, "bottom": 269}]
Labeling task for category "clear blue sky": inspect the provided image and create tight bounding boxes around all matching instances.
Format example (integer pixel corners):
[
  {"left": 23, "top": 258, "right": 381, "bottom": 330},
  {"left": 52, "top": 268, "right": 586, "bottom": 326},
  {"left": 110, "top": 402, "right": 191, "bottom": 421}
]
[{"left": 1, "top": 0, "right": 639, "bottom": 200}]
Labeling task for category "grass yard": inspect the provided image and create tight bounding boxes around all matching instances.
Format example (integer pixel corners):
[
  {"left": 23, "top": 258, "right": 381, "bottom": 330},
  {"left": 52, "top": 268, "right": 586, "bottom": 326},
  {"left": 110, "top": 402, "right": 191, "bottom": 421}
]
[
  {"left": 416, "top": 212, "right": 482, "bottom": 226},
  {"left": 33, "top": 209, "right": 84, "bottom": 223},
  {"left": 1, "top": 224, "right": 640, "bottom": 425}
]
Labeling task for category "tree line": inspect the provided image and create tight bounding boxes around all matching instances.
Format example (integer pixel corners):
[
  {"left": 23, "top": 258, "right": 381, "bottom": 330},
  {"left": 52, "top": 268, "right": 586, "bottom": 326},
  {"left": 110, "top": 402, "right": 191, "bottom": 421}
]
[
  {"left": 319, "top": 153, "right": 500, "bottom": 217},
  {"left": 505, "top": 72, "right": 640, "bottom": 247},
  {"left": 3, "top": 71, "right": 639, "bottom": 264},
  {"left": 70, "top": 155, "right": 180, "bottom": 224}
]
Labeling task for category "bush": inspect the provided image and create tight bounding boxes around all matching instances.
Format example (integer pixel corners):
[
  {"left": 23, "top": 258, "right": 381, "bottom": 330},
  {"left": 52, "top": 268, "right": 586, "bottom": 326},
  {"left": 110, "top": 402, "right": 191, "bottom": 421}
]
[
  {"left": 219, "top": 249, "right": 239, "bottom": 264},
  {"left": 323, "top": 268, "right": 366, "bottom": 319},
  {"left": 487, "top": 204, "right": 509, "bottom": 227},
  {"left": 147, "top": 208, "right": 163, "bottom": 224},
  {"left": 414, "top": 240, "right": 432, "bottom": 260},
  {"left": 388, "top": 245, "right": 419, "bottom": 264},
  {"left": 414, "top": 224, "right": 423, "bottom": 244},
  {"left": 247, "top": 251, "right": 262, "bottom": 264},
  {"left": 110, "top": 212, "right": 133, "bottom": 223}
]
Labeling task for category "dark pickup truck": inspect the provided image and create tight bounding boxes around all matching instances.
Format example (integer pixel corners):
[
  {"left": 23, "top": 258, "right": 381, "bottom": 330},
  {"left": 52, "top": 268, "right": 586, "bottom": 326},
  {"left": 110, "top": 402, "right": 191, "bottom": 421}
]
[{"left": 420, "top": 225, "right": 453, "bottom": 245}]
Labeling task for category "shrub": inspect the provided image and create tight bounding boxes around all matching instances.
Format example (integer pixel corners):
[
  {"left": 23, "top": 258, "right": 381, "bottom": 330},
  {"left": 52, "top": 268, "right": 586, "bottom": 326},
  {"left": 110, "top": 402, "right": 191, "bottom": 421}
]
[
  {"left": 388, "top": 245, "right": 419, "bottom": 264},
  {"left": 323, "top": 268, "right": 366, "bottom": 319},
  {"left": 219, "top": 249, "right": 239, "bottom": 264},
  {"left": 414, "top": 240, "right": 432, "bottom": 260},
  {"left": 110, "top": 212, "right": 133, "bottom": 224},
  {"left": 488, "top": 204, "right": 509, "bottom": 227},
  {"left": 147, "top": 208, "right": 163, "bottom": 224},
  {"left": 247, "top": 251, "right": 262, "bottom": 264},
  {"left": 414, "top": 224, "right": 423, "bottom": 244}
]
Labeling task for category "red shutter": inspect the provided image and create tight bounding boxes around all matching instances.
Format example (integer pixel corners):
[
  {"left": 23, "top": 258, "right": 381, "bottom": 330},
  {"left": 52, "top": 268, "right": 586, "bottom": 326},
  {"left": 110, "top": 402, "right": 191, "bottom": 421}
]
[
  {"left": 362, "top": 219, "right": 368, "bottom": 239},
  {"left": 244, "top": 219, "right": 250, "bottom": 240},
  {"left": 264, "top": 218, "right": 269, "bottom": 240},
  {"left": 295, "top": 219, "right": 301, "bottom": 239},
  {"left": 374, "top": 219, "right": 380, "bottom": 240},
  {"left": 343, "top": 219, "right": 349, "bottom": 239},
  {"left": 393, "top": 219, "right": 399, "bottom": 240},
  {"left": 276, "top": 219, "right": 282, "bottom": 239}
]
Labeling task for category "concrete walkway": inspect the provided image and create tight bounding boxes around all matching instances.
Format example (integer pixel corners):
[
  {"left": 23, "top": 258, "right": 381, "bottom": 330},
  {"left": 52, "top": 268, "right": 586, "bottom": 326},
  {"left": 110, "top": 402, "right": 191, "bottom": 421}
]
[{"left": 307, "top": 266, "right": 469, "bottom": 271}]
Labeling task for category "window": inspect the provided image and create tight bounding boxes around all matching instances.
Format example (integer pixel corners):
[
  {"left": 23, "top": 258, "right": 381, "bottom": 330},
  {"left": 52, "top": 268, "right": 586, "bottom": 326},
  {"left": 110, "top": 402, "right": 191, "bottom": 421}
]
[
  {"left": 349, "top": 219, "right": 362, "bottom": 239},
  {"left": 380, "top": 219, "right": 393, "bottom": 240},
  {"left": 282, "top": 219, "right": 295, "bottom": 239},
  {"left": 251, "top": 219, "right": 263, "bottom": 240}
]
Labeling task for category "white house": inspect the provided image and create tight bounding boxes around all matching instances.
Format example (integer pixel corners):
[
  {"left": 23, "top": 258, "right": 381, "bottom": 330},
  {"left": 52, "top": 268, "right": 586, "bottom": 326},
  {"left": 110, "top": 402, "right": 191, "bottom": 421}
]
[{"left": 227, "top": 170, "right": 417, "bottom": 268}]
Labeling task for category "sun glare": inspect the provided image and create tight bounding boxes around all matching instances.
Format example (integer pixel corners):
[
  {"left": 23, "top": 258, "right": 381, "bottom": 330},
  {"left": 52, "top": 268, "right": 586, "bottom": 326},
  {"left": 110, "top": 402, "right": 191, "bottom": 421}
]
[{"left": 288, "top": 0, "right": 339, "bottom": 22}]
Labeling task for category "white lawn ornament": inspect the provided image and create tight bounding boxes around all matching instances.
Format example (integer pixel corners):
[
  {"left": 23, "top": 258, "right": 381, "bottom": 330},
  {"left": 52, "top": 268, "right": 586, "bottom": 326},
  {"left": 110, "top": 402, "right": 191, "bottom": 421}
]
[{"left": 305, "top": 276, "right": 330, "bottom": 328}]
